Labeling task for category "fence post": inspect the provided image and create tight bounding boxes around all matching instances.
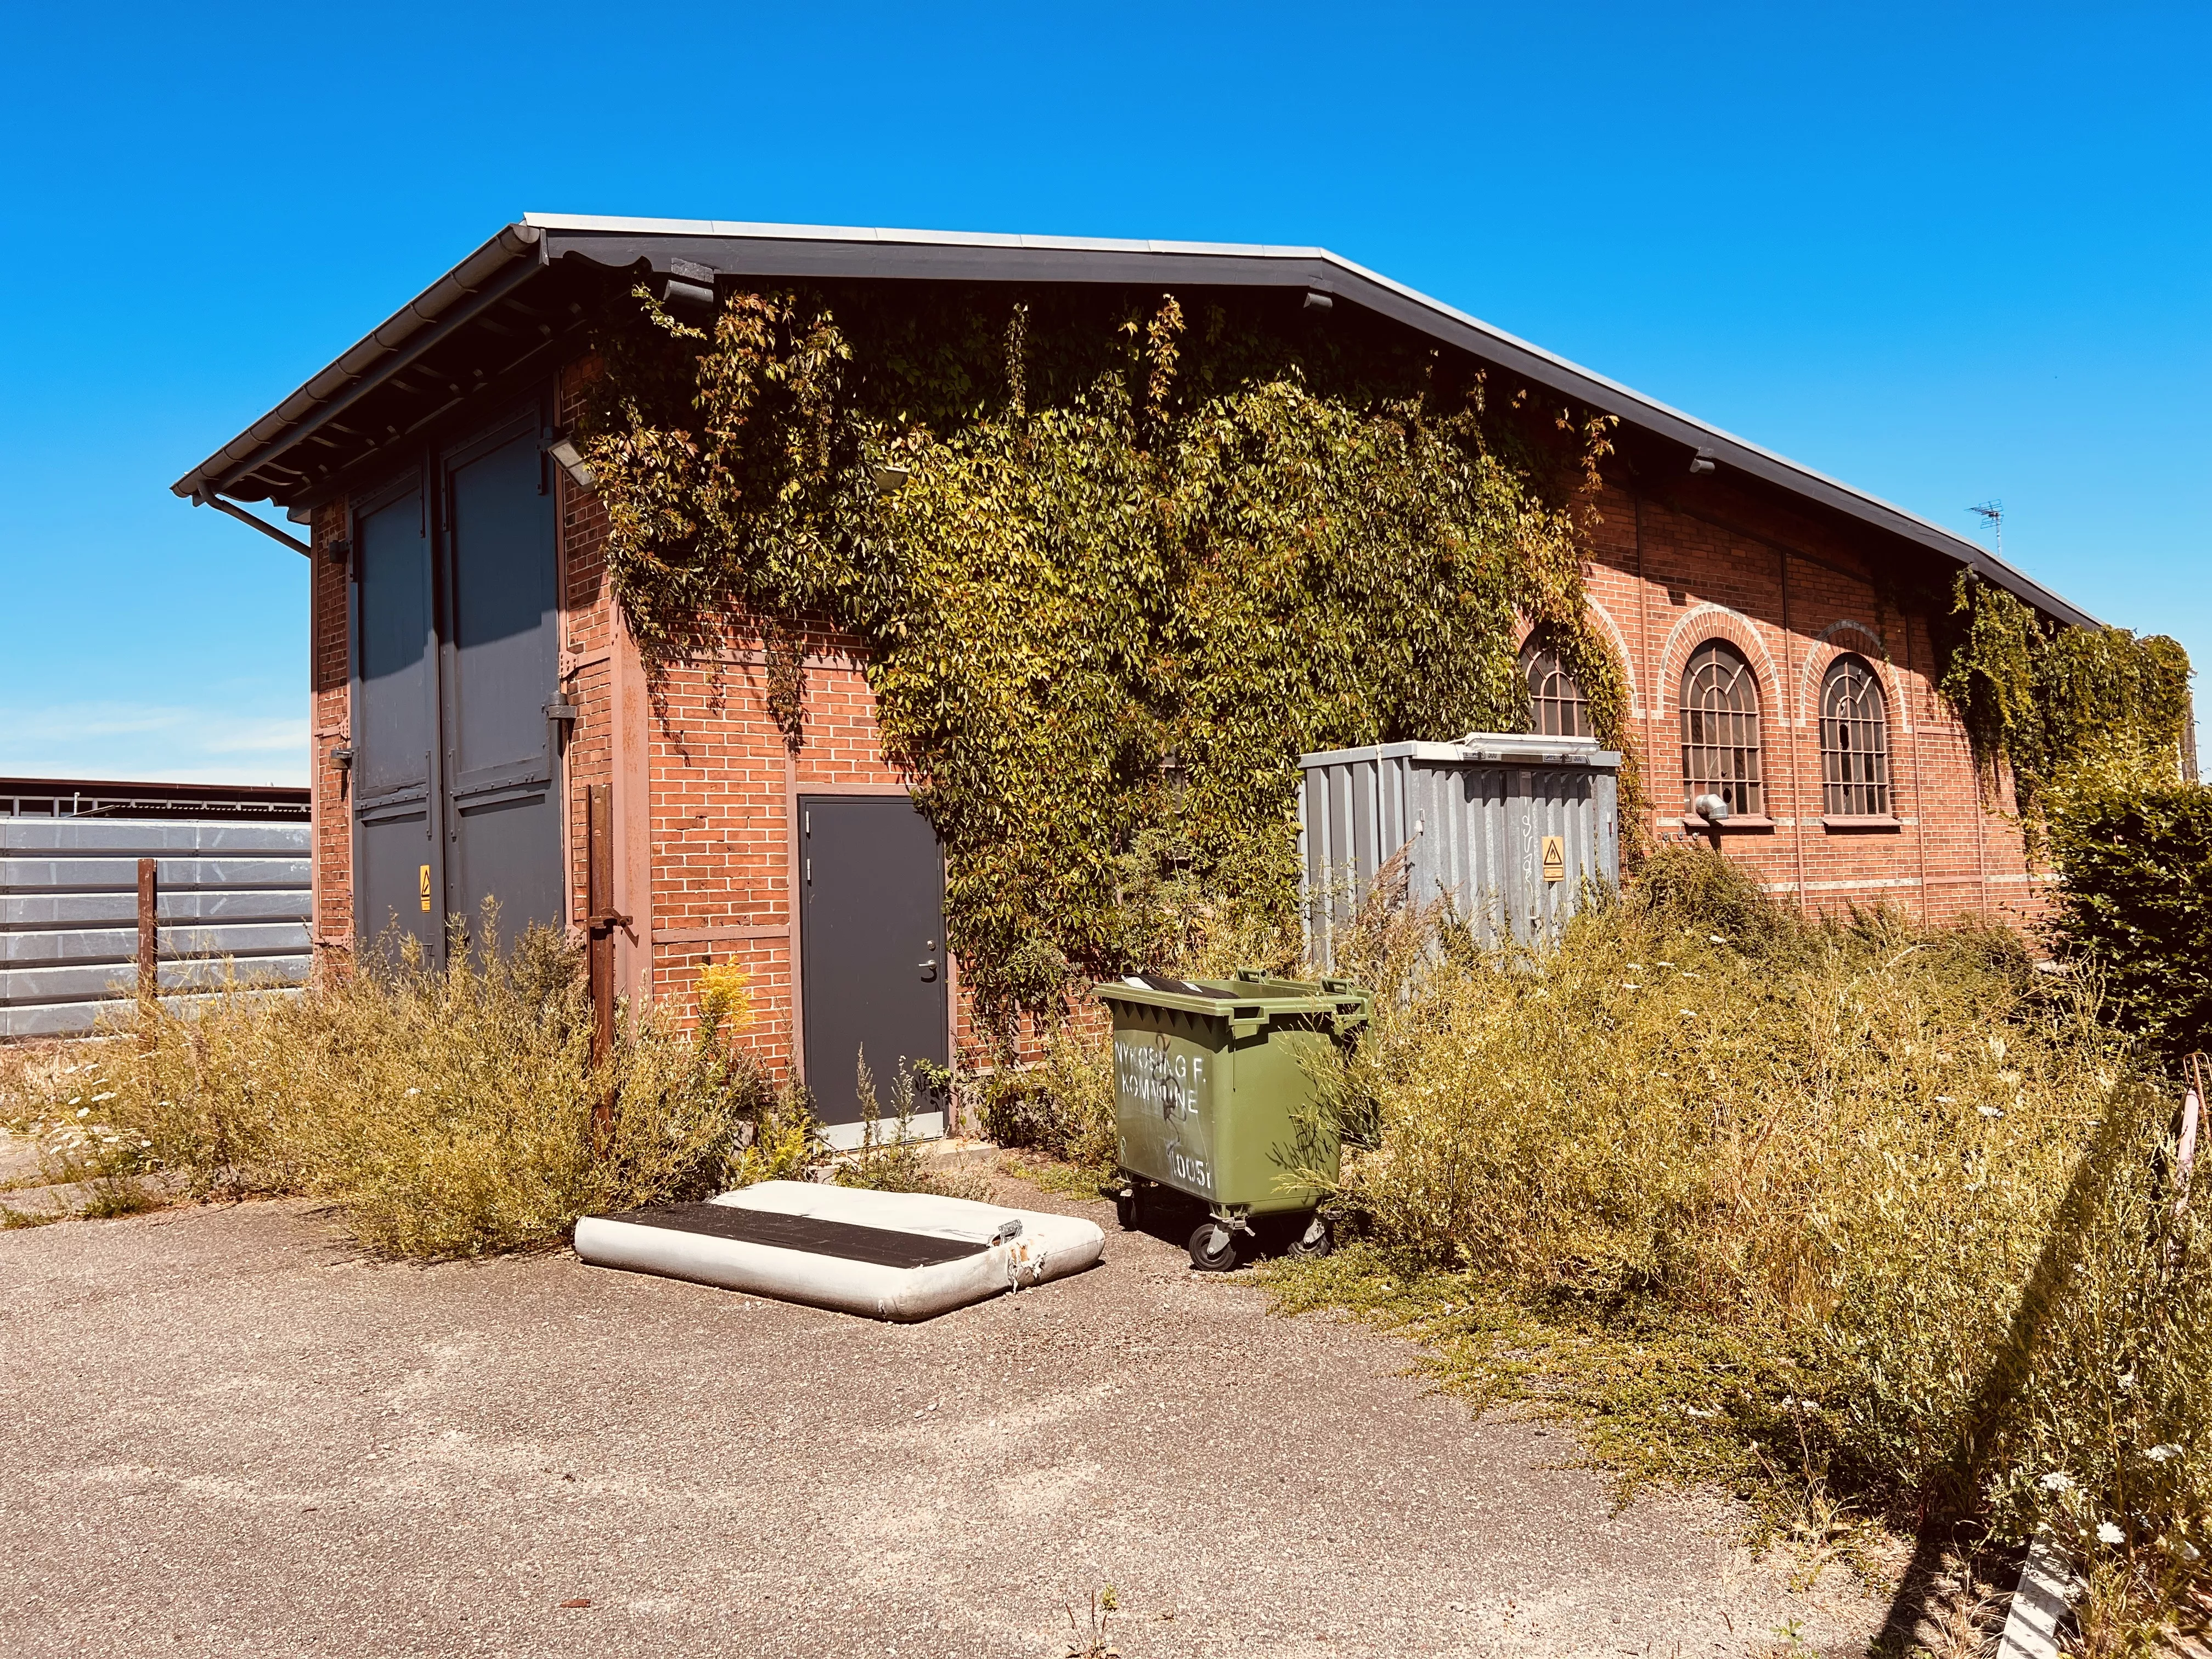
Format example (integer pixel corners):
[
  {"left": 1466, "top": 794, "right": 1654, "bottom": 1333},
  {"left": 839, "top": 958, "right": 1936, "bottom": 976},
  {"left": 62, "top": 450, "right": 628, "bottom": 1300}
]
[
  {"left": 136, "top": 857, "right": 159, "bottom": 1003},
  {"left": 2179, "top": 1053, "right": 2204, "bottom": 1220}
]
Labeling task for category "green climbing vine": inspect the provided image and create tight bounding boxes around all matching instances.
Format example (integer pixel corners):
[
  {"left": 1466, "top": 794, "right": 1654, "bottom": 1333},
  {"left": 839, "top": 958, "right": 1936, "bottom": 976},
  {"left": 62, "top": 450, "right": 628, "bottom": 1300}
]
[
  {"left": 579, "top": 278, "right": 1637, "bottom": 1033},
  {"left": 1934, "top": 572, "right": 2192, "bottom": 822}
]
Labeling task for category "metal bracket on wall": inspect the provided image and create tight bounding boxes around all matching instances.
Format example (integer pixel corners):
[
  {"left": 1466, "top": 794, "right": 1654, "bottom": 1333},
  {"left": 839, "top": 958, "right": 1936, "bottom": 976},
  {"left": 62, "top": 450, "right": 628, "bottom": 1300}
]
[{"left": 196, "top": 493, "right": 314, "bottom": 556}]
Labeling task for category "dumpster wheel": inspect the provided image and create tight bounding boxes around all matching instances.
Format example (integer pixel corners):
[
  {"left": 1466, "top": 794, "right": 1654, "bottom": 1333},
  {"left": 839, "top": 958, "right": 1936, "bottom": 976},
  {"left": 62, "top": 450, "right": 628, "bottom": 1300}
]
[
  {"left": 1188, "top": 1221, "right": 1242, "bottom": 1273},
  {"left": 1113, "top": 1183, "right": 1142, "bottom": 1232},
  {"left": 1283, "top": 1213, "right": 1333, "bottom": 1261}
]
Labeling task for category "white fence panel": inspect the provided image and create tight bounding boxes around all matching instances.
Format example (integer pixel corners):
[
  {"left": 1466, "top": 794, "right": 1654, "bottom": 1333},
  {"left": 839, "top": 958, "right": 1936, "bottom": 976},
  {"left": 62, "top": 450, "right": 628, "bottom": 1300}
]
[{"left": 0, "top": 817, "right": 312, "bottom": 1040}]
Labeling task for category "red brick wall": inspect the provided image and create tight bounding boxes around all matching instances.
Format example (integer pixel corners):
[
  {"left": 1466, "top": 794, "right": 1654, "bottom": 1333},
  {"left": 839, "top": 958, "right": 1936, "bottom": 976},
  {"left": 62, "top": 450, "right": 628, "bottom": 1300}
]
[
  {"left": 1578, "top": 469, "right": 2041, "bottom": 929},
  {"left": 641, "top": 627, "right": 878, "bottom": 1071},
  {"left": 308, "top": 501, "right": 352, "bottom": 969}
]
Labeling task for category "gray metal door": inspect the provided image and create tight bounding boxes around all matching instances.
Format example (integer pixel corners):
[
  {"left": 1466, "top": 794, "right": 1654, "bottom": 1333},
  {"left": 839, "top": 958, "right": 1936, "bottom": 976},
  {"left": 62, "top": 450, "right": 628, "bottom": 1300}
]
[
  {"left": 799, "top": 797, "right": 948, "bottom": 1130},
  {"left": 351, "top": 475, "right": 442, "bottom": 958},
  {"left": 438, "top": 416, "right": 562, "bottom": 948}
]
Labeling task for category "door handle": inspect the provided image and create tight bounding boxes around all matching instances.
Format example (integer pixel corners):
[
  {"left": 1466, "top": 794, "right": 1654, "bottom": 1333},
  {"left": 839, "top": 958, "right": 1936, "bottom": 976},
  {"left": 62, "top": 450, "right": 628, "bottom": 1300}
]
[{"left": 918, "top": 958, "right": 938, "bottom": 981}]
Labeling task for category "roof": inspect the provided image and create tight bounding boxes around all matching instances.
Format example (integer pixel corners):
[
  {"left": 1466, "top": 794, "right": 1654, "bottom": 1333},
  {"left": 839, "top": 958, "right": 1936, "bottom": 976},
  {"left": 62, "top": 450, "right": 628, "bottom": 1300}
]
[
  {"left": 174, "top": 213, "right": 2099, "bottom": 629},
  {"left": 0, "top": 777, "right": 311, "bottom": 820}
]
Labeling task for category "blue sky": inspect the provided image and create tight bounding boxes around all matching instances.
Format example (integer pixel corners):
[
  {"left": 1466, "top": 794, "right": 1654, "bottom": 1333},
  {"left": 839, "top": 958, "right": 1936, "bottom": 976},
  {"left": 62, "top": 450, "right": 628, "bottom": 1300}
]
[{"left": 2, "top": 2, "right": 2205, "bottom": 783}]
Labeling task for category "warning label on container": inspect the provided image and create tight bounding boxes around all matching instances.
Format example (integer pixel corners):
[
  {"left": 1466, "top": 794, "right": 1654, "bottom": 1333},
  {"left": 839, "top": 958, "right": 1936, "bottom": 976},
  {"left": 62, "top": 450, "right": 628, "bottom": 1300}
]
[{"left": 1541, "top": 836, "right": 1565, "bottom": 883}]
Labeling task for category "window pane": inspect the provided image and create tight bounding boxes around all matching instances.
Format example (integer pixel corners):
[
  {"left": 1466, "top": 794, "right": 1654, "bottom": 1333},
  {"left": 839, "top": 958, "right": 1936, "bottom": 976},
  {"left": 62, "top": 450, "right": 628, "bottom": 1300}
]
[
  {"left": 1679, "top": 641, "right": 1763, "bottom": 815},
  {"left": 1820, "top": 655, "right": 1890, "bottom": 816},
  {"left": 1519, "top": 633, "right": 1590, "bottom": 738}
]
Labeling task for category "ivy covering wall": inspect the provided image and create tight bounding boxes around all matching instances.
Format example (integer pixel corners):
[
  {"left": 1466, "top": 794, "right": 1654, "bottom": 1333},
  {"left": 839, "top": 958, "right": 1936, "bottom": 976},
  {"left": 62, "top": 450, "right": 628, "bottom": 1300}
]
[
  {"left": 578, "top": 281, "right": 1633, "bottom": 1031},
  {"left": 2047, "top": 780, "right": 2212, "bottom": 1058},
  {"left": 1935, "top": 573, "right": 2192, "bottom": 818}
]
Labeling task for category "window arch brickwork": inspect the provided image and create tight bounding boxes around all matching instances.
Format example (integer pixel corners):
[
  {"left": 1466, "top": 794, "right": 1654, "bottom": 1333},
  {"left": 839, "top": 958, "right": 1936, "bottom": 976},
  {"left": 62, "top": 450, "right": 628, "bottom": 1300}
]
[
  {"left": 1654, "top": 603, "right": 1781, "bottom": 721},
  {"left": 1680, "top": 639, "right": 1764, "bottom": 815},
  {"left": 1792, "top": 620, "right": 1905, "bottom": 731},
  {"left": 1820, "top": 653, "right": 1892, "bottom": 816}
]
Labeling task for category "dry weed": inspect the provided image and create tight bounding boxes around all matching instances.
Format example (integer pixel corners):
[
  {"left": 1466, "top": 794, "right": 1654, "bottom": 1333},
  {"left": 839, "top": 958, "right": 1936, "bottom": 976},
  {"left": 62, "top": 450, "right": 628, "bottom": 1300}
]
[
  {"left": 1266, "top": 846, "right": 2208, "bottom": 1635},
  {"left": 0, "top": 913, "right": 809, "bottom": 1257}
]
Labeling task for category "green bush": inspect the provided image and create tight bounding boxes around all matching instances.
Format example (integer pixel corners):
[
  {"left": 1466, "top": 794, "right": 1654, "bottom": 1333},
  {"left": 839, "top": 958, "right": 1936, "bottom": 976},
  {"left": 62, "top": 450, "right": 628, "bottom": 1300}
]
[
  {"left": 978, "top": 1023, "right": 1118, "bottom": 1175},
  {"left": 582, "top": 281, "right": 1644, "bottom": 1032},
  {"left": 827, "top": 1054, "right": 986, "bottom": 1200},
  {"left": 0, "top": 919, "right": 810, "bottom": 1257},
  {"left": 2049, "top": 776, "right": 2212, "bottom": 1059},
  {"left": 1274, "top": 846, "right": 2207, "bottom": 1635}
]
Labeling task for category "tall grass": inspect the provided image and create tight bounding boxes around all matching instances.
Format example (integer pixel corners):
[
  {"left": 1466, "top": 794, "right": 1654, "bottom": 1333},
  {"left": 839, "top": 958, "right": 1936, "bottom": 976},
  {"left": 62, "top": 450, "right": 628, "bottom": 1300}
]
[
  {"left": 1270, "top": 847, "right": 2207, "bottom": 1638},
  {"left": 977, "top": 1023, "right": 1118, "bottom": 1190},
  {"left": 0, "top": 919, "right": 810, "bottom": 1257}
]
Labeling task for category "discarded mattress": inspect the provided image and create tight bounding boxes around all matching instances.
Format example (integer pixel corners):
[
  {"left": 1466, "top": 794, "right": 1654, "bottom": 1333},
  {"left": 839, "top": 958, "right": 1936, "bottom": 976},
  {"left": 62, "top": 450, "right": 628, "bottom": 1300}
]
[{"left": 573, "top": 1180, "right": 1105, "bottom": 1322}]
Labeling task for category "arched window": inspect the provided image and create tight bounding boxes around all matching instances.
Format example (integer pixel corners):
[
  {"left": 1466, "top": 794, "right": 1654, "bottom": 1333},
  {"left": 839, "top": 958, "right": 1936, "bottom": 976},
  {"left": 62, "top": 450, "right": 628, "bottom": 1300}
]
[
  {"left": 1519, "top": 630, "right": 1590, "bottom": 738},
  {"left": 1820, "top": 654, "right": 1891, "bottom": 816},
  {"left": 1680, "top": 640, "right": 1763, "bottom": 816}
]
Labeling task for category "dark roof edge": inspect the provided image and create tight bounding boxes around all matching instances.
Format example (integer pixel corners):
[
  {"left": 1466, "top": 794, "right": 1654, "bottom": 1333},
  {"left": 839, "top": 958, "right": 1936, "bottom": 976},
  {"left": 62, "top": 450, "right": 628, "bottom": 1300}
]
[
  {"left": 171, "top": 221, "right": 546, "bottom": 505},
  {"left": 173, "top": 212, "right": 2101, "bottom": 630}
]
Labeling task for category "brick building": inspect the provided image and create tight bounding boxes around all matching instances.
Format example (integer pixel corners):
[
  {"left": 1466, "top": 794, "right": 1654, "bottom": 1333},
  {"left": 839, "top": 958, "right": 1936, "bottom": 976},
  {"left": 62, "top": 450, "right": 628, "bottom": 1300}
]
[{"left": 174, "top": 216, "right": 2103, "bottom": 1140}]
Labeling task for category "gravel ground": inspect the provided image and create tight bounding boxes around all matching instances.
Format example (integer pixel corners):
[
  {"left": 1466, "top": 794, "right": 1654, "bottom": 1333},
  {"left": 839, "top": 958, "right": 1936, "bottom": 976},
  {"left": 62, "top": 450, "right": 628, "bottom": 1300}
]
[{"left": 0, "top": 1177, "right": 1888, "bottom": 1658}]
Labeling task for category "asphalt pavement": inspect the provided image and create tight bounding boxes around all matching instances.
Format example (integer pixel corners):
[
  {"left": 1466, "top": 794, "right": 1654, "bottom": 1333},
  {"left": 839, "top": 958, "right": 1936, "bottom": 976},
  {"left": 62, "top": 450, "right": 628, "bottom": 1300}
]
[{"left": 0, "top": 1175, "right": 1886, "bottom": 1658}]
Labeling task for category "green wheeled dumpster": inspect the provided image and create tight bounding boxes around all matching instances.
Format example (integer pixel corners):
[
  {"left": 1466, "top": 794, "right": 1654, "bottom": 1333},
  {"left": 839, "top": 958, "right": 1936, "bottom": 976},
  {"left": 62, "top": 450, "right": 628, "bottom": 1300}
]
[{"left": 1096, "top": 970, "right": 1373, "bottom": 1272}]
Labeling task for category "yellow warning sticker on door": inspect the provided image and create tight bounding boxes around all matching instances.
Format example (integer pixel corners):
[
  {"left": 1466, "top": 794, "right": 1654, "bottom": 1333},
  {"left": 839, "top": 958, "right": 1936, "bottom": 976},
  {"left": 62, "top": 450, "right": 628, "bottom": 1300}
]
[
  {"left": 1541, "top": 836, "right": 1566, "bottom": 883},
  {"left": 419, "top": 864, "right": 432, "bottom": 912}
]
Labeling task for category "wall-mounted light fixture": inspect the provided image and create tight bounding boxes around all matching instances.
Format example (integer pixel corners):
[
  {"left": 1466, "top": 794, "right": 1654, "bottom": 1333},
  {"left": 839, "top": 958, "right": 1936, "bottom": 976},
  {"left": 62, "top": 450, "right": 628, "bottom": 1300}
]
[
  {"left": 662, "top": 257, "right": 718, "bottom": 313},
  {"left": 872, "top": 462, "right": 912, "bottom": 492},
  {"left": 546, "top": 436, "right": 597, "bottom": 490},
  {"left": 1302, "top": 289, "right": 1334, "bottom": 313},
  {"left": 1689, "top": 447, "right": 1718, "bottom": 475}
]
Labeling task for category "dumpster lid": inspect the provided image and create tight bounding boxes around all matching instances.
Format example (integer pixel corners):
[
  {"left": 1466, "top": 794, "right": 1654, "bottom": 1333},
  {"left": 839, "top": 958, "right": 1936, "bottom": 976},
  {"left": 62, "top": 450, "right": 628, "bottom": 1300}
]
[
  {"left": 1096, "top": 970, "right": 1374, "bottom": 1034},
  {"left": 1117, "top": 972, "right": 1239, "bottom": 1000}
]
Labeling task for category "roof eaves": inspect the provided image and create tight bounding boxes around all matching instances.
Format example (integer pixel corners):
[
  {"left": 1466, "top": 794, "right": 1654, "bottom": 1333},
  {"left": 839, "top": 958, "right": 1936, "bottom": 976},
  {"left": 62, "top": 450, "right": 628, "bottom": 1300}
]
[
  {"left": 519, "top": 211, "right": 1332, "bottom": 261},
  {"left": 178, "top": 213, "right": 2101, "bottom": 630},
  {"left": 170, "top": 221, "right": 548, "bottom": 503},
  {"left": 522, "top": 216, "right": 2096, "bottom": 627}
]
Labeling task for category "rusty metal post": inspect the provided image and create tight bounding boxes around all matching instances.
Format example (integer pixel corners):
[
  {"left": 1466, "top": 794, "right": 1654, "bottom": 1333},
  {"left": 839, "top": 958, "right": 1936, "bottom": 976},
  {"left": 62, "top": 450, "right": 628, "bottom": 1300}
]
[
  {"left": 586, "top": 785, "right": 614, "bottom": 1066},
  {"left": 585, "top": 784, "right": 630, "bottom": 1146},
  {"left": 136, "top": 857, "right": 159, "bottom": 1003}
]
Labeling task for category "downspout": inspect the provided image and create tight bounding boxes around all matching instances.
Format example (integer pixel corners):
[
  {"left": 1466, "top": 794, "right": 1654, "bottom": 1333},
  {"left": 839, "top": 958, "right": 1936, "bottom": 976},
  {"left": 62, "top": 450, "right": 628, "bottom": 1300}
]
[{"left": 194, "top": 492, "right": 313, "bottom": 556}]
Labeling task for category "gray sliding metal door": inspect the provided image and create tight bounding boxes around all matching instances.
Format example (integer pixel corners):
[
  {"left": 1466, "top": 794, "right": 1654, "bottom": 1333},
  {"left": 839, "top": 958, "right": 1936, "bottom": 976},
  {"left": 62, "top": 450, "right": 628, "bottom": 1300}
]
[
  {"left": 352, "top": 475, "right": 442, "bottom": 960},
  {"left": 439, "top": 415, "right": 562, "bottom": 947},
  {"left": 350, "top": 404, "right": 563, "bottom": 963}
]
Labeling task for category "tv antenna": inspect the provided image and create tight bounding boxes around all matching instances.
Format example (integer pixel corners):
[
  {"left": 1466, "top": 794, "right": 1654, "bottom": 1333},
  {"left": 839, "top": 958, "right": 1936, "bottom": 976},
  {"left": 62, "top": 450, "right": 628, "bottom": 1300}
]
[{"left": 1969, "top": 500, "right": 2004, "bottom": 559}]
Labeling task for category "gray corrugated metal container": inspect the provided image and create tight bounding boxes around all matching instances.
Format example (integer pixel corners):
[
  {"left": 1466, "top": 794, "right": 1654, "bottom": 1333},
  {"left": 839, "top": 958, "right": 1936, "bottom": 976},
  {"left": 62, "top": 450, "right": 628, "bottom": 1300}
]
[
  {"left": 1, "top": 818, "right": 312, "bottom": 1040},
  {"left": 1297, "top": 732, "right": 1621, "bottom": 968}
]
